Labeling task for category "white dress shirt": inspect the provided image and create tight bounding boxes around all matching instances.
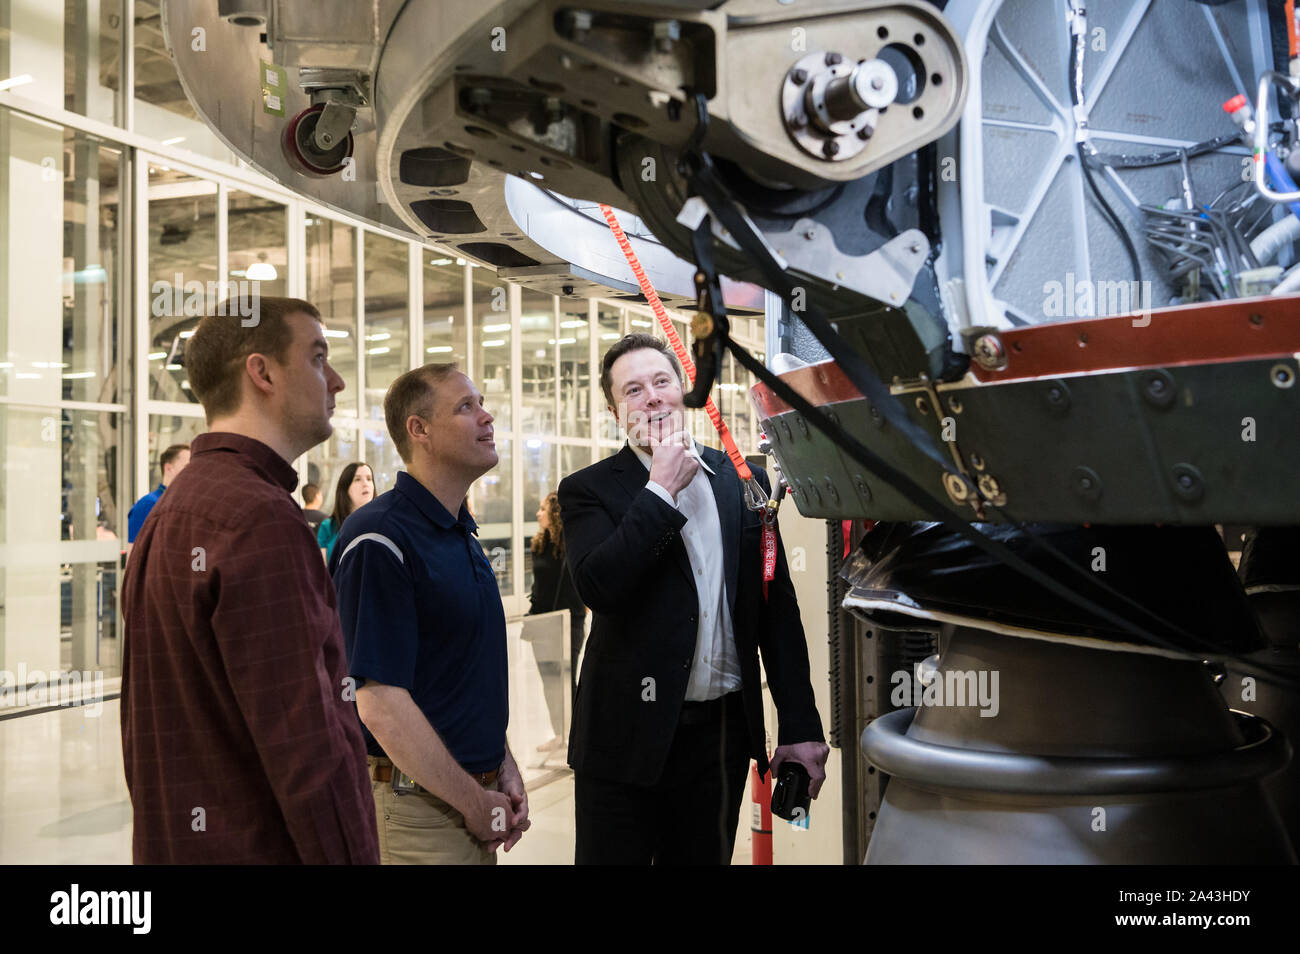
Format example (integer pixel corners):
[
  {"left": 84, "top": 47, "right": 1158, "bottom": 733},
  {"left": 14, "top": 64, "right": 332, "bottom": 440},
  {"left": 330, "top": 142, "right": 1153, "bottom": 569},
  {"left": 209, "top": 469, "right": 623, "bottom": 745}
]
[{"left": 632, "top": 439, "right": 743, "bottom": 701}]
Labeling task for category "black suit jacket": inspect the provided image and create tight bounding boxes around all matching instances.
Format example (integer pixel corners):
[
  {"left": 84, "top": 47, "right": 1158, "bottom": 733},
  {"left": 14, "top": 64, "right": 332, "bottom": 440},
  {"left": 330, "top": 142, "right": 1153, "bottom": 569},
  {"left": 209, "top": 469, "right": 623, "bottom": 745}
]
[{"left": 557, "top": 443, "right": 824, "bottom": 786}]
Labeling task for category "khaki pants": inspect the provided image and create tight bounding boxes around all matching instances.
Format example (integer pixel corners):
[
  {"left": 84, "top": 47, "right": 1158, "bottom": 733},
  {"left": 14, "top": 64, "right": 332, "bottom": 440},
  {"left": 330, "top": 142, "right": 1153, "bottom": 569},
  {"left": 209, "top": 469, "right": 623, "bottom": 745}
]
[{"left": 369, "top": 757, "right": 498, "bottom": 865}]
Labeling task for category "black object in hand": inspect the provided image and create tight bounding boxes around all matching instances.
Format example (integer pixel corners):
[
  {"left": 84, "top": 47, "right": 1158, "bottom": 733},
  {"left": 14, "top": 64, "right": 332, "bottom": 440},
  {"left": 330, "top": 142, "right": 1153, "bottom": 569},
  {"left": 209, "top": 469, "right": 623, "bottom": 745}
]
[{"left": 771, "top": 762, "right": 811, "bottom": 822}]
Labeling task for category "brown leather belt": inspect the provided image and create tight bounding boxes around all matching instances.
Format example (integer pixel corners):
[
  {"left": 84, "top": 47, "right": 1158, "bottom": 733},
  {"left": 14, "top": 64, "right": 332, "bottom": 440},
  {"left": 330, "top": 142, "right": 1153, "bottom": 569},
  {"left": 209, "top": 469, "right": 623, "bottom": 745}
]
[{"left": 369, "top": 756, "right": 499, "bottom": 790}]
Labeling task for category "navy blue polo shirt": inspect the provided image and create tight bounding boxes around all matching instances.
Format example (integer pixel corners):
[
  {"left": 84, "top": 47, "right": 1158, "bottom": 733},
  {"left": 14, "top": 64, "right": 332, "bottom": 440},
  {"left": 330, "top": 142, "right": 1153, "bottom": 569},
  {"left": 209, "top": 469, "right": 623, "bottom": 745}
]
[{"left": 331, "top": 471, "right": 508, "bottom": 773}]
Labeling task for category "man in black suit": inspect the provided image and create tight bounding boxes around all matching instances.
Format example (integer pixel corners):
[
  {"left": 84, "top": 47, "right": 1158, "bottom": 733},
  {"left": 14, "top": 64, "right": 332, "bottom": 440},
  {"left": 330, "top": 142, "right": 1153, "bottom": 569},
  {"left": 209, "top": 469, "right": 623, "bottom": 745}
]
[{"left": 558, "top": 333, "right": 828, "bottom": 865}]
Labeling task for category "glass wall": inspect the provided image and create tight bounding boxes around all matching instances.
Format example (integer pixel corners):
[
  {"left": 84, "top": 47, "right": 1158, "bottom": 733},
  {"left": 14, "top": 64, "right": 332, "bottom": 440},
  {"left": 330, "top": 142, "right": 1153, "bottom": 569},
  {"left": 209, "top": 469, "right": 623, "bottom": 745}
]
[
  {"left": 146, "top": 166, "right": 216, "bottom": 404},
  {"left": 227, "top": 190, "right": 287, "bottom": 299},
  {"left": 0, "top": 111, "right": 125, "bottom": 682},
  {"left": 422, "top": 256, "right": 466, "bottom": 367},
  {"left": 362, "top": 232, "right": 409, "bottom": 420}
]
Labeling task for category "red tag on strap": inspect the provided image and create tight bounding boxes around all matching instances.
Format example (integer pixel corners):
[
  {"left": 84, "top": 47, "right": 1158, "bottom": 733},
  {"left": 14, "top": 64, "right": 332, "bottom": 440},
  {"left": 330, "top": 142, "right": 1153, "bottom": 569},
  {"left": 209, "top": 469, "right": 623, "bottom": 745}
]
[{"left": 761, "top": 521, "right": 777, "bottom": 601}]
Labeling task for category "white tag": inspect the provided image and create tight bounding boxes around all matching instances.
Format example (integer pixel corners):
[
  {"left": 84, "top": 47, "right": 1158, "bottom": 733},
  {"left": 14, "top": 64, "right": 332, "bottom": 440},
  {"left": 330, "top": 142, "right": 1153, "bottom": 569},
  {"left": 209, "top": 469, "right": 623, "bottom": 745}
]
[{"left": 675, "top": 195, "right": 709, "bottom": 231}]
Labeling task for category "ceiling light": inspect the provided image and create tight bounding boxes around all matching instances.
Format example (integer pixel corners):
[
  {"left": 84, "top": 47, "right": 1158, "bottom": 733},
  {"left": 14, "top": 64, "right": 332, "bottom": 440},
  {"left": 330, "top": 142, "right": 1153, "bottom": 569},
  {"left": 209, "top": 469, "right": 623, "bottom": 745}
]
[
  {"left": 365, "top": 332, "right": 391, "bottom": 342},
  {"left": 246, "top": 261, "right": 278, "bottom": 281},
  {"left": 323, "top": 329, "right": 350, "bottom": 338},
  {"left": 629, "top": 319, "right": 652, "bottom": 328},
  {"left": 600, "top": 332, "right": 620, "bottom": 340},
  {"left": 455, "top": 257, "right": 467, "bottom": 266},
  {"left": 161, "top": 136, "right": 186, "bottom": 146},
  {"left": 366, "top": 346, "right": 391, "bottom": 355},
  {"left": 482, "top": 322, "right": 511, "bottom": 333},
  {"left": 430, "top": 258, "right": 453, "bottom": 266},
  {"left": 482, "top": 339, "right": 506, "bottom": 347},
  {"left": 62, "top": 371, "right": 95, "bottom": 379},
  {"left": 426, "top": 345, "right": 453, "bottom": 354},
  {"left": 560, "top": 319, "right": 586, "bottom": 329}
]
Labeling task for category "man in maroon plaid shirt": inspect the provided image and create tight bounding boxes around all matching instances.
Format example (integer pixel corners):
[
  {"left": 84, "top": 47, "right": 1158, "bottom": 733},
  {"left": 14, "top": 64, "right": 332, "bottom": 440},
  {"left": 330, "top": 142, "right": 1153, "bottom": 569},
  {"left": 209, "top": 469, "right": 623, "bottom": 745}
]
[{"left": 121, "top": 296, "right": 380, "bottom": 864}]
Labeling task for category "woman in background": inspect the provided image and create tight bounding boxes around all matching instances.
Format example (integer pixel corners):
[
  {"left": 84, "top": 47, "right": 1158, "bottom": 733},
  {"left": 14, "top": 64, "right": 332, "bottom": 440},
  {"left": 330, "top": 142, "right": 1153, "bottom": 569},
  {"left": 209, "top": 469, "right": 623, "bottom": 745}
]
[
  {"left": 318, "top": 462, "right": 374, "bottom": 563},
  {"left": 528, "top": 491, "right": 587, "bottom": 752}
]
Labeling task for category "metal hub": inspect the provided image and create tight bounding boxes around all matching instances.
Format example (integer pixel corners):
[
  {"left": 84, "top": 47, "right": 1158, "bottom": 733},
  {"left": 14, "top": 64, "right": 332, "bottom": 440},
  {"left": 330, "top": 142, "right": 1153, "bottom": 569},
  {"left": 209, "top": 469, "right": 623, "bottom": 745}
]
[{"left": 782, "top": 51, "right": 899, "bottom": 161}]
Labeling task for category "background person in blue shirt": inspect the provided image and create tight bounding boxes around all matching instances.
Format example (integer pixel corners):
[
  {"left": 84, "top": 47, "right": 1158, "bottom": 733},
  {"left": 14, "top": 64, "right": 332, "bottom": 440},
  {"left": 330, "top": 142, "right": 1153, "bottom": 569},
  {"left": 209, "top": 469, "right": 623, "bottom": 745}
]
[
  {"left": 126, "top": 443, "right": 190, "bottom": 549},
  {"left": 331, "top": 363, "right": 525, "bottom": 864},
  {"left": 317, "top": 462, "right": 374, "bottom": 561}
]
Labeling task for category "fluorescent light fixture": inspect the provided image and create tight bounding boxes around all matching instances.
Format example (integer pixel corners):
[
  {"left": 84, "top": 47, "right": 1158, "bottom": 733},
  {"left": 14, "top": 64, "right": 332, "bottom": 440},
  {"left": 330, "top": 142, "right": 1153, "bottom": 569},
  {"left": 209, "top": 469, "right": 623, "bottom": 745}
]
[
  {"left": 31, "top": 361, "right": 69, "bottom": 368},
  {"left": 62, "top": 371, "right": 95, "bottom": 379},
  {"left": 560, "top": 320, "right": 586, "bottom": 329},
  {"left": 429, "top": 258, "right": 453, "bottom": 266},
  {"left": 0, "top": 74, "right": 33, "bottom": 91},
  {"left": 181, "top": 380, "right": 191, "bottom": 390},
  {"left": 179, "top": 330, "right": 195, "bottom": 339},
  {"left": 426, "top": 345, "right": 453, "bottom": 354},
  {"left": 366, "top": 346, "right": 391, "bottom": 355},
  {"left": 228, "top": 268, "right": 247, "bottom": 278},
  {"left": 455, "top": 258, "right": 467, "bottom": 266},
  {"left": 534, "top": 349, "right": 546, "bottom": 358},
  {"left": 629, "top": 319, "right": 652, "bottom": 328},
  {"left": 600, "top": 332, "right": 620, "bottom": 340},
  {"left": 365, "top": 332, "right": 391, "bottom": 342},
  {"left": 63, "top": 265, "right": 107, "bottom": 284},
  {"left": 323, "top": 329, "right": 350, "bottom": 338},
  {"left": 245, "top": 262, "right": 278, "bottom": 281},
  {"left": 161, "top": 136, "right": 186, "bottom": 146},
  {"left": 166, "top": 363, "right": 182, "bottom": 370},
  {"left": 149, "top": 352, "right": 167, "bottom": 360},
  {"left": 0, "top": 362, "right": 12, "bottom": 368},
  {"left": 482, "top": 339, "right": 506, "bottom": 347},
  {"left": 526, "top": 439, "right": 542, "bottom": 449},
  {"left": 482, "top": 322, "right": 511, "bottom": 333}
]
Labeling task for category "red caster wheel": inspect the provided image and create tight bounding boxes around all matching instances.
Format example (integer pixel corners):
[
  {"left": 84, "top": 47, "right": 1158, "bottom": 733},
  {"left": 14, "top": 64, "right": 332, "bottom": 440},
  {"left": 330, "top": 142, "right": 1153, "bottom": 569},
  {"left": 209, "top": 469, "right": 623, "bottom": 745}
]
[{"left": 281, "top": 103, "right": 354, "bottom": 178}]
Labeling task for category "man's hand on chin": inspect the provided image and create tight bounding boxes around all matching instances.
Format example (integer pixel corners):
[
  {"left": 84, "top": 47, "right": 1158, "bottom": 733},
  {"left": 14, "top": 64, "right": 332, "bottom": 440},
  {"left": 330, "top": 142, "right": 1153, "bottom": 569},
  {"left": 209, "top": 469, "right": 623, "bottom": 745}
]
[
  {"left": 769, "top": 741, "right": 831, "bottom": 798},
  {"left": 648, "top": 430, "right": 699, "bottom": 500}
]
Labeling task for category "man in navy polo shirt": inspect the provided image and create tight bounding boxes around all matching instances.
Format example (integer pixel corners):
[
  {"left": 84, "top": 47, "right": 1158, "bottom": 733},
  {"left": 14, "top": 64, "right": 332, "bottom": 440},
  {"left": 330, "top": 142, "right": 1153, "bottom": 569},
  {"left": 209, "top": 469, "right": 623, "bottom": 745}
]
[{"left": 331, "top": 363, "right": 526, "bottom": 864}]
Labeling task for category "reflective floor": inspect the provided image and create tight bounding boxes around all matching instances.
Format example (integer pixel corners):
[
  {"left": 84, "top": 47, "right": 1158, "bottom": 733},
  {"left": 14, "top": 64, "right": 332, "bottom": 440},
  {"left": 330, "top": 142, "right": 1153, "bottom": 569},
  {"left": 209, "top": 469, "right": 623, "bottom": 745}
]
[{"left": 0, "top": 621, "right": 750, "bottom": 864}]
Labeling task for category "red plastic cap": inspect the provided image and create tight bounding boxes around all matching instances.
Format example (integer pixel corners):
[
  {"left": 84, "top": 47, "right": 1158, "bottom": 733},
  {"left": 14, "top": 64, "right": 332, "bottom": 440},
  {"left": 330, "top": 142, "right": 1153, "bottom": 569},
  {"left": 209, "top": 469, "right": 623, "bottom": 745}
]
[{"left": 1224, "top": 94, "right": 1249, "bottom": 113}]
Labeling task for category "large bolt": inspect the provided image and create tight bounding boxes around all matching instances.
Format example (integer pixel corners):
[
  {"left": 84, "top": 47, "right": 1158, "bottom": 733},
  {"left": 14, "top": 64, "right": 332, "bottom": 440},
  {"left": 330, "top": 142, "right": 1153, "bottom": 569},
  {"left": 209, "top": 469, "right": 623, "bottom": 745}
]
[
  {"left": 791, "top": 68, "right": 808, "bottom": 85},
  {"left": 972, "top": 333, "right": 1007, "bottom": 370},
  {"left": 825, "top": 51, "right": 843, "bottom": 66},
  {"left": 654, "top": 19, "right": 680, "bottom": 52},
  {"left": 823, "top": 139, "right": 840, "bottom": 158}
]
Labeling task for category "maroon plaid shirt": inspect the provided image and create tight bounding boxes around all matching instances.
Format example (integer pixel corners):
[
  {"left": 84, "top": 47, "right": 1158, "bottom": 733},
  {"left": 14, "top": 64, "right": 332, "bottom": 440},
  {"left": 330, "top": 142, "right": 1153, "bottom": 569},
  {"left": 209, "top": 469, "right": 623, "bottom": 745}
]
[{"left": 121, "top": 432, "right": 380, "bottom": 864}]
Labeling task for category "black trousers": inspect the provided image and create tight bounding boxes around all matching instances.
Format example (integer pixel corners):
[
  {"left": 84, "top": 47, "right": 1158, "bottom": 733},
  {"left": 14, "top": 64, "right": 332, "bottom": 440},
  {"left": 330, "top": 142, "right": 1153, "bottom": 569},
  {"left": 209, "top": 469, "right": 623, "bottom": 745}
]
[{"left": 574, "top": 691, "right": 751, "bottom": 865}]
